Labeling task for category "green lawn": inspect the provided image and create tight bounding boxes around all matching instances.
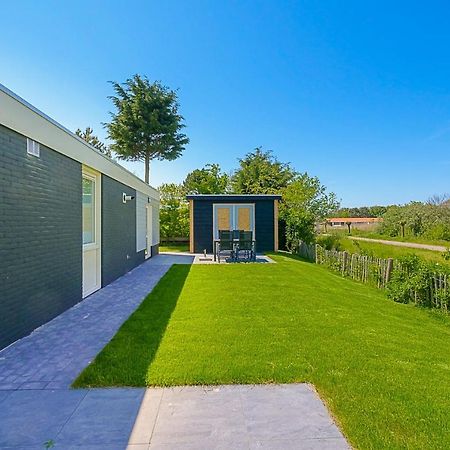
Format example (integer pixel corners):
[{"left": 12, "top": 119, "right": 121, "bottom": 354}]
[
  {"left": 74, "top": 254, "right": 450, "bottom": 449},
  {"left": 159, "top": 242, "right": 189, "bottom": 252},
  {"left": 339, "top": 237, "right": 450, "bottom": 266}
]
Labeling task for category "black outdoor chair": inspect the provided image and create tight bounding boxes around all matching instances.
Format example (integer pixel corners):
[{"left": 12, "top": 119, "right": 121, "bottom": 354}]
[
  {"left": 236, "top": 230, "right": 255, "bottom": 261},
  {"left": 217, "top": 230, "right": 235, "bottom": 263}
]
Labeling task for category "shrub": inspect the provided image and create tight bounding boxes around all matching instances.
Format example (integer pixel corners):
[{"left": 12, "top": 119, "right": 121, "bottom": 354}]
[
  {"left": 386, "top": 255, "right": 450, "bottom": 309},
  {"left": 316, "top": 234, "right": 342, "bottom": 251}
]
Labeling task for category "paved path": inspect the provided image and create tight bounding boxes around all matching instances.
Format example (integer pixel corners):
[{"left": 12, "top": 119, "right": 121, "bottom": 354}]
[
  {"left": 0, "top": 254, "right": 349, "bottom": 449},
  {"left": 128, "top": 384, "right": 349, "bottom": 450},
  {"left": 0, "top": 255, "right": 194, "bottom": 390},
  {"left": 349, "top": 236, "right": 448, "bottom": 252}
]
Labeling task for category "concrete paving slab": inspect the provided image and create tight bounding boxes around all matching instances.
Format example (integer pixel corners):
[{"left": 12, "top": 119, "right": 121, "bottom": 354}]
[
  {"left": 57, "top": 388, "right": 145, "bottom": 447},
  {"left": 128, "top": 384, "right": 349, "bottom": 449},
  {"left": 0, "top": 389, "right": 87, "bottom": 447}
]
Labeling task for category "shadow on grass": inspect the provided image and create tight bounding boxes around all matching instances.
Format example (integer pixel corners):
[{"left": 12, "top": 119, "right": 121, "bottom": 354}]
[{"left": 72, "top": 264, "right": 191, "bottom": 387}]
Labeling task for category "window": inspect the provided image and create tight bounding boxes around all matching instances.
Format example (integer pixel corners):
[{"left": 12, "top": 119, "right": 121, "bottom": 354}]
[
  {"left": 26, "top": 138, "right": 40, "bottom": 157},
  {"left": 82, "top": 177, "right": 96, "bottom": 244}
]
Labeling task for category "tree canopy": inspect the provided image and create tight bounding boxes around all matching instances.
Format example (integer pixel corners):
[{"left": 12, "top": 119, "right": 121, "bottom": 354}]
[
  {"left": 75, "top": 127, "right": 111, "bottom": 157},
  {"left": 105, "top": 74, "right": 189, "bottom": 184},
  {"left": 280, "top": 174, "right": 340, "bottom": 248},
  {"left": 159, "top": 183, "right": 189, "bottom": 239},
  {"left": 231, "top": 147, "right": 296, "bottom": 194},
  {"left": 183, "top": 164, "right": 229, "bottom": 194}
]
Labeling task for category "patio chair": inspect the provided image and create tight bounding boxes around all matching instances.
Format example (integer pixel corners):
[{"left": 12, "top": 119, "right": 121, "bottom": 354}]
[
  {"left": 217, "top": 230, "right": 235, "bottom": 263},
  {"left": 236, "top": 230, "right": 255, "bottom": 261}
]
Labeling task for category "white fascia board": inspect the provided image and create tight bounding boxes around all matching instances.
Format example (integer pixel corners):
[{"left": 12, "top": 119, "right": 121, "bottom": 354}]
[{"left": 0, "top": 84, "right": 159, "bottom": 202}]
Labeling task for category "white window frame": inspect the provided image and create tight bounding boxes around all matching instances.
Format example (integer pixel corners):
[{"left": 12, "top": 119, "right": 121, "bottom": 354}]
[
  {"left": 26, "top": 138, "right": 40, "bottom": 157},
  {"left": 212, "top": 203, "right": 255, "bottom": 240}
]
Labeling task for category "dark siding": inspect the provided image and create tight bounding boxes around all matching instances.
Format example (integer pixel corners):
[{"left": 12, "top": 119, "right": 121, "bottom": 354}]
[
  {"left": 0, "top": 125, "right": 82, "bottom": 349},
  {"left": 192, "top": 199, "right": 275, "bottom": 253},
  {"left": 101, "top": 176, "right": 144, "bottom": 286}
]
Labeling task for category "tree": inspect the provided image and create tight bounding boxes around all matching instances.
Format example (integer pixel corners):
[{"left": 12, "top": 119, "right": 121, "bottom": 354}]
[
  {"left": 106, "top": 74, "right": 189, "bottom": 184},
  {"left": 183, "top": 164, "right": 229, "bottom": 194},
  {"left": 231, "top": 147, "right": 296, "bottom": 194},
  {"left": 279, "top": 174, "right": 339, "bottom": 249},
  {"left": 75, "top": 127, "right": 112, "bottom": 157},
  {"left": 427, "top": 193, "right": 450, "bottom": 206},
  {"left": 159, "top": 183, "right": 189, "bottom": 240}
]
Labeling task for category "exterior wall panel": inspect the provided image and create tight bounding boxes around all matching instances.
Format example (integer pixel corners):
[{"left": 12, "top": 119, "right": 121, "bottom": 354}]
[
  {"left": 0, "top": 125, "right": 82, "bottom": 349},
  {"left": 101, "top": 176, "right": 144, "bottom": 286}
]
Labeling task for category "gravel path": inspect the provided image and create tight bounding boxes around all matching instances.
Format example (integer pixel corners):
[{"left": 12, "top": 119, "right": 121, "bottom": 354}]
[{"left": 349, "top": 236, "right": 448, "bottom": 252}]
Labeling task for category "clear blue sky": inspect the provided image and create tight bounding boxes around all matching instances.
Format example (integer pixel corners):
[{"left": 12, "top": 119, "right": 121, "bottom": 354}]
[{"left": 1, "top": 1, "right": 449, "bottom": 206}]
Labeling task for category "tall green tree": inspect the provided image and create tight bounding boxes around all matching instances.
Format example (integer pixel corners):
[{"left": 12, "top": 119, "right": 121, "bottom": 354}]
[
  {"left": 231, "top": 147, "right": 296, "bottom": 194},
  {"left": 106, "top": 74, "right": 189, "bottom": 184},
  {"left": 183, "top": 163, "right": 229, "bottom": 194},
  {"left": 280, "top": 174, "right": 339, "bottom": 248},
  {"left": 159, "top": 183, "right": 189, "bottom": 239},
  {"left": 75, "top": 126, "right": 112, "bottom": 157}
]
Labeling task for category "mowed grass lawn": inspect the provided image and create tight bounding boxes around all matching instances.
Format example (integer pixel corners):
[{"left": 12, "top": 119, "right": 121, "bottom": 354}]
[{"left": 74, "top": 254, "right": 450, "bottom": 449}]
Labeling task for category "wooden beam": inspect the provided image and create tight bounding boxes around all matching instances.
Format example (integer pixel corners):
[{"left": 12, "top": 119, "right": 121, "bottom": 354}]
[
  {"left": 189, "top": 199, "right": 194, "bottom": 253},
  {"left": 274, "top": 199, "right": 279, "bottom": 252}
]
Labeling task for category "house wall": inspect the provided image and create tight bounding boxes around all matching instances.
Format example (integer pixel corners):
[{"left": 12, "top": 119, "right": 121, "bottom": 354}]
[
  {"left": 192, "top": 198, "right": 276, "bottom": 253},
  {"left": 0, "top": 124, "right": 82, "bottom": 349},
  {"left": 101, "top": 175, "right": 145, "bottom": 286}
]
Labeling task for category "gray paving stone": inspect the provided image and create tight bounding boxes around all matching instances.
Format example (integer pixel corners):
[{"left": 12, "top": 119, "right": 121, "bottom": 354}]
[
  {"left": 57, "top": 388, "right": 145, "bottom": 447},
  {"left": 0, "top": 256, "right": 181, "bottom": 389},
  {"left": 250, "top": 437, "right": 350, "bottom": 449},
  {"left": 0, "top": 389, "right": 87, "bottom": 447}
]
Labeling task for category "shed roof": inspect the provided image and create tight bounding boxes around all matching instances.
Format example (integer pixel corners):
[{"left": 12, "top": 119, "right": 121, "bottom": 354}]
[{"left": 186, "top": 194, "right": 282, "bottom": 201}]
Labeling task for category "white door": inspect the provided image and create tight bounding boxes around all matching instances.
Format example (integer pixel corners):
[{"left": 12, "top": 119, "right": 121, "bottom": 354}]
[
  {"left": 145, "top": 204, "right": 152, "bottom": 259},
  {"left": 82, "top": 168, "right": 101, "bottom": 297}
]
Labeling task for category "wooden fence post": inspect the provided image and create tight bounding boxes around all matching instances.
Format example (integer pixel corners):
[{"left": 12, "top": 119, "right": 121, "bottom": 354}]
[{"left": 385, "top": 258, "right": 394, "bottom": 284}]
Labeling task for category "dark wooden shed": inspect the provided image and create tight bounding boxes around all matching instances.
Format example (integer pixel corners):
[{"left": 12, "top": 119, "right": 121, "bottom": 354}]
[{"left": 187, "top": 194, "right": 281, "bottom": 254}]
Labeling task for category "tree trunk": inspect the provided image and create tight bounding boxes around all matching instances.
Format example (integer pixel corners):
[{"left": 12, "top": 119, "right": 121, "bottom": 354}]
[{"left": 144, "top": 153, "right": 150, "bottom": 184}]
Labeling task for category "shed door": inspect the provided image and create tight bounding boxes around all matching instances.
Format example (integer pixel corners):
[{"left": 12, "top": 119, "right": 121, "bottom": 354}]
[
  {"left": 213, "top": 204, "right": 255, "bottom": 239},
  {"left": 82, "top": 168, "right": 101, "bottom": 297}
]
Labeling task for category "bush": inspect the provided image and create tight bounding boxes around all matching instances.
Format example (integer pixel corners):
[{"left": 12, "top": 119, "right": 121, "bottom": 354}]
[
  {"left": 316, "top": 234, "right": 342, "bottom": 251},
  {"left": 386, "top": 255, "right": 450, "bottom": 309}
]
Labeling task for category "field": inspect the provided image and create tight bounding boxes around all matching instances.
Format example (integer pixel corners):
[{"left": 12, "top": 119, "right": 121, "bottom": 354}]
[
  {"left": 337, "top": 236, "right": 450, "bottom": 266},
  {"left": 74, "top": 254, "right": 450, "bottom": 449}
]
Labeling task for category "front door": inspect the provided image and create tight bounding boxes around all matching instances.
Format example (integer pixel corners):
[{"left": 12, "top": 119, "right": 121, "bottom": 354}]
[{"left": 82, "top": 167, "right": 101, "bottom": 297}]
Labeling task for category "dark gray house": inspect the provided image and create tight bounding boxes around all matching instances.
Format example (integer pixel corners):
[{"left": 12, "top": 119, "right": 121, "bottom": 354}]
[
  {"left": 187, "top": 194, "right": 281, "bottom": 254},
  {"left": 0, "top": 84, "right": 160, "bottom": 350}
]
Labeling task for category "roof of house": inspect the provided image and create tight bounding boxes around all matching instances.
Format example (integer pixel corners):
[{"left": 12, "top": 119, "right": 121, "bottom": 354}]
[
  {"left": 186, "top": 194, "right": 282, "bottom": 201},
  {"left": 327, "top": 217, "right": 383, "bottom": 223},
  {"left": 0, "top": 83, "right": 159, "bottom": 200}
]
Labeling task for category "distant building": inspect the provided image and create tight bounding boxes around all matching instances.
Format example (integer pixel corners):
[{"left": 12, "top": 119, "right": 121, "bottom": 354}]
[
  {"left": 327, "top": 217, "right": 383, "bottom": 227},
  {"left": 319, "top": 217, "right": 383, "bottom": 233}
]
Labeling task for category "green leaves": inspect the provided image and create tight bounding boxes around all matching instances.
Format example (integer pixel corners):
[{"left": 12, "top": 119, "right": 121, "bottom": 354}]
[
  {"left": 231, "top": 147, "right": 296, "bottom": 194},
  {"left": 183, "top": 163, "right": 229, "bottom": 194},
  {"left": 105, "top": 74, "right": 189, "bottom": 183}
]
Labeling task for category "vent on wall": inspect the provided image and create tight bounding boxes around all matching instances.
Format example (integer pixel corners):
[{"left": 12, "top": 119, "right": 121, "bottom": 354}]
[{"left": 27, "top": 138, "right": 40, "bottom": 157}]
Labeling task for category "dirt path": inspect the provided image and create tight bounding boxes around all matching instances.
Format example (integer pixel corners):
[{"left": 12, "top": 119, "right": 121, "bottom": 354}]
[{"left": 349, "top": 236, "right": 448, "bottom": 252}]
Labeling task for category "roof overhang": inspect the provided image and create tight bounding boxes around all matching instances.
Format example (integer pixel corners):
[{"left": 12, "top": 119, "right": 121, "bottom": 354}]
[
  {"left": 0, "top": 84, "right": 159, "bottom": 201},
  {"left": 186, "top": 194, "right": 282, "bottom": 201}
]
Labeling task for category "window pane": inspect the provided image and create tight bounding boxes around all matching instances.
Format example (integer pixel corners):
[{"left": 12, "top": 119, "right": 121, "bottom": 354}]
[
  {"left": 82, "top": 177, "right": 95, "bottom": 244},
  {"left": 237, "top": 207, "right": 251, "bottom": 231},
  {"left": 217, "top": 207, "right": 231, "bottom": 231}
]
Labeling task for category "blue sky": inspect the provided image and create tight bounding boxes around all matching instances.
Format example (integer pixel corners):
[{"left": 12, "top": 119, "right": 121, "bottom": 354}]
[{"left": 1, "top": 1, "right": 449, "bottom": 206}]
